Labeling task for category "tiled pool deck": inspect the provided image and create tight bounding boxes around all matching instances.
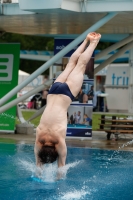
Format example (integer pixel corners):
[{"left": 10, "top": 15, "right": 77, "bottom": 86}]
[{"left": 0, "top": 131, "right": 133, "bottom": 151}]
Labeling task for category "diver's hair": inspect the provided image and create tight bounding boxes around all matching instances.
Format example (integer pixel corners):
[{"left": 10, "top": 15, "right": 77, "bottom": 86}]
[{"left": 38, "top": 146, "right": 58, "bottom": 164}]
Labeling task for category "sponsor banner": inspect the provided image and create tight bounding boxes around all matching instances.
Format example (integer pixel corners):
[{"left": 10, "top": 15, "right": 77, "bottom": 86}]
[
  {"left": 54, "top": 39, "right": 95, "bottom": 58},
  {"left": 106, "top": 66, "right": 129, "bottom": 87},
  {"left": 0, "top": 44, "right": 20, "bottom": 132},
  {"left": 71, "top": 103, "right": 92, "bottom": 107},
  {"left": 67, "top": 105, "right": 93, "bottom": 139},
  {"left": 105, "top": 65, "right": 129, "bottom": 111},
  {"left": 67, "top": 128, "right": 92, "bottom": 137}
]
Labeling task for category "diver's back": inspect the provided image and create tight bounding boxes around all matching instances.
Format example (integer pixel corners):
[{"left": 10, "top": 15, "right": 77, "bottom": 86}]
[
  {"left": 47, "top": 94, "right": 71, "bottom": 109},
  {"left": 39, "top": 94, "right": 71, "bottom": 131}
]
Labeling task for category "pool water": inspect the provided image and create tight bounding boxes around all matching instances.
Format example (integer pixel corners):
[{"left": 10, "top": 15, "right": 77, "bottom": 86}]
[
  {"left": 67, "top": 124, "right": 91, "bottom": 128},
  {"left": 1, "top": 143, "right": 133, "bottom": 200}
]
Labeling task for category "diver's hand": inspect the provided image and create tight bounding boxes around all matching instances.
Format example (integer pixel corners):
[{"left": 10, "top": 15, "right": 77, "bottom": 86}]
[
  {"left": 55, "top": 167, "right": 66, "bottom": 181},
  {"left": 35, "top": 166, "right": 43, "bottom": 178}
]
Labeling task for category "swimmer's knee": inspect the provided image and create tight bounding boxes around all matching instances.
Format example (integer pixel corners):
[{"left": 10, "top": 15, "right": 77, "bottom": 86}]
[
  {"left": 70, "top": 52, "right": 81, "bottom": 63},
  {"left": 78, "top": 53, "right": 87, "bottom": 65}
]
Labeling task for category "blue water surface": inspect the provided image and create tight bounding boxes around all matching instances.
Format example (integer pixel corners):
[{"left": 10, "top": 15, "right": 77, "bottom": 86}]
[{"left": 0, "top": 143, "right": 133, "bottom": 200}]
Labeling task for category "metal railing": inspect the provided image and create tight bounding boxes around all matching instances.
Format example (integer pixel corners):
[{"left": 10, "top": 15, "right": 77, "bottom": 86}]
[
  {"left": 0, "top": 0, "right": 18, "bottom": 3},
  {"left": 67, "top": 0, "right": 131, "bottom": 1}
]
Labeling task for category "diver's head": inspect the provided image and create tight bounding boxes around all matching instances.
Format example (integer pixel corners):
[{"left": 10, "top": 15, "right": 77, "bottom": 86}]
[{"left": 38, "top": 146, "right": 58, "bottom": 164}]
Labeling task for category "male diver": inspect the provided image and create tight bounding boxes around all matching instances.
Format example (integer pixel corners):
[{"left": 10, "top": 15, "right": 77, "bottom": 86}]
[{"left": 34, "top": 32, "right": 101, "bottom": 168}]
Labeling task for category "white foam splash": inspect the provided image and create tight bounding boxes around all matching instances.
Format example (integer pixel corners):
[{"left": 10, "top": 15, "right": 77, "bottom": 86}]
[
  {"left": 59, "top": 181, "right": 97, "bottom": 200},
  {"left": 119, "top": 140, "right": 133, "bottom": 149},
  {"left": 17, "top": 142, "right": 26, "bottom": 152},
  {"left": 57, "top": 160, "right": 84, "bottom": 179},
  {"left": 41, "top": 163, "right": 57, "bottom": 182},
  {"left": 109, "top": 140, "right": 133, "bottom": 162},
  {"left": 60, "top": 190, "right": 88, "bottom": 200},
  {"left": 61, "top": 160, "right": 83, "bottom": 171},
  {"left": 18, "top": 159, "right": 83, "bottom": 182},
  {"left": 19, "top": 159, "right": 36, "bottom": 174}
]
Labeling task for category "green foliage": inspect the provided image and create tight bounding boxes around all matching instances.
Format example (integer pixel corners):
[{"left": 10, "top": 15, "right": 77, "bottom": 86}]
[
  {"left": 0, "top": 33, "right": 112, "bottom": 51},
  {"left": 0, "top": 33, "right": 54, "bottom": 74},
  {"left": 0, "top": 33, "right": 114, "bottom": 74},
  {"left": 19, "top": 59, "right": 49, "bottom": 75},
  {"left": 0, "top": 33, "right": 54, "bottom": 50}
]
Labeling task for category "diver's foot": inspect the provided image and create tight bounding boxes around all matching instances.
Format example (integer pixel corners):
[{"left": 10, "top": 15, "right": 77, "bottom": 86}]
[{"left": 86, "top": 32, "right": 101, "bottom": 44}]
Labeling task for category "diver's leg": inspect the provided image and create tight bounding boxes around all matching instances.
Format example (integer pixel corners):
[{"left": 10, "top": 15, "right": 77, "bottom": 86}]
[
  {"left": 54, "top": 38, "right": 89, "bottom": 83},
  {"left": 66, "top": 33, "right": 101, "bottom": 96}
]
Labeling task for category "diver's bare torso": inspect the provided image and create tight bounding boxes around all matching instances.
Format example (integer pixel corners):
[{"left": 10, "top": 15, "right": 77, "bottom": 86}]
[{"left": 36, "top": 94, "right": 71, "bottom": 145}]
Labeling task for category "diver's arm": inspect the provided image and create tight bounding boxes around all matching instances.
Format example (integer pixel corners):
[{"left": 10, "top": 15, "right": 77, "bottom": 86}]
[
  {"left": 55, "top": 139, "right": 67, "bottom": 180},
  {"left": 55, "top": 139, "right": 67, "bottom": 168},
  {"left": 34, "top": 142, "right": 42, "bottom": 167},
  {"left": 34, "top": 142, "right": 43, "bottom": 178}
]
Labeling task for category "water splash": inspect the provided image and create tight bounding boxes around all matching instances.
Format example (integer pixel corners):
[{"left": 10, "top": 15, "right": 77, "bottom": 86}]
[
  {"left": 56, "top": 160, "right": 84, "bottom": 180},
  {"left": 58, "top": 181, "right": 97, "bottom": 200},
  {"left": 119, "top": 140, "right": 133, "bottom": 150},
  {"left": 99, "top": 139, "right": 133, "bottom": 173},
  {"left": 59, "top": 160, "right": 83, "bottom": 173},
  {"left": 19, "top": 159, "right": 35, "bottom": 174},
  {"left": 109, "top": 139, "right": 133, "bottom": 161},
  {"left": 17, "top": 142, "right": 26, "bottom": 152},
  {"left": 60, "top": 190, "right": 88, "bottom": 200},
  {"left": 18, "top": 159, "right": 83, "bottom": 183}
]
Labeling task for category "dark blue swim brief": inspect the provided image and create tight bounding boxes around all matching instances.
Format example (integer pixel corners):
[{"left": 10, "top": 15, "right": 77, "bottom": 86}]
[{"left": 48, "top": 82, "right": 74, "bottom": 101}]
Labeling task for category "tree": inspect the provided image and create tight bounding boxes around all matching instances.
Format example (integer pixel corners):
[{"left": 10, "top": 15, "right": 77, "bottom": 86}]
[
  {"left": 0, "top": 33, "right": 54, "bottom": 75},
  {"left": 0, "top": 33, "right": 114, "bottom": 74}
]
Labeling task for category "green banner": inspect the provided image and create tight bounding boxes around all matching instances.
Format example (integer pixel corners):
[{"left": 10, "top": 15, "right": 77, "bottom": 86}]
[{"left": 0, "top": 44, "right": 20, "bottom": 133}]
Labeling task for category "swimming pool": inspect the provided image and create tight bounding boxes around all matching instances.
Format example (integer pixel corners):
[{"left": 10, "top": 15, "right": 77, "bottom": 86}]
[
  {"left": 67, "top": 124, "right": 91, "bottom": 129},
  {"left": 1, "top": 143, "right": 133, "bottom": 200}
]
